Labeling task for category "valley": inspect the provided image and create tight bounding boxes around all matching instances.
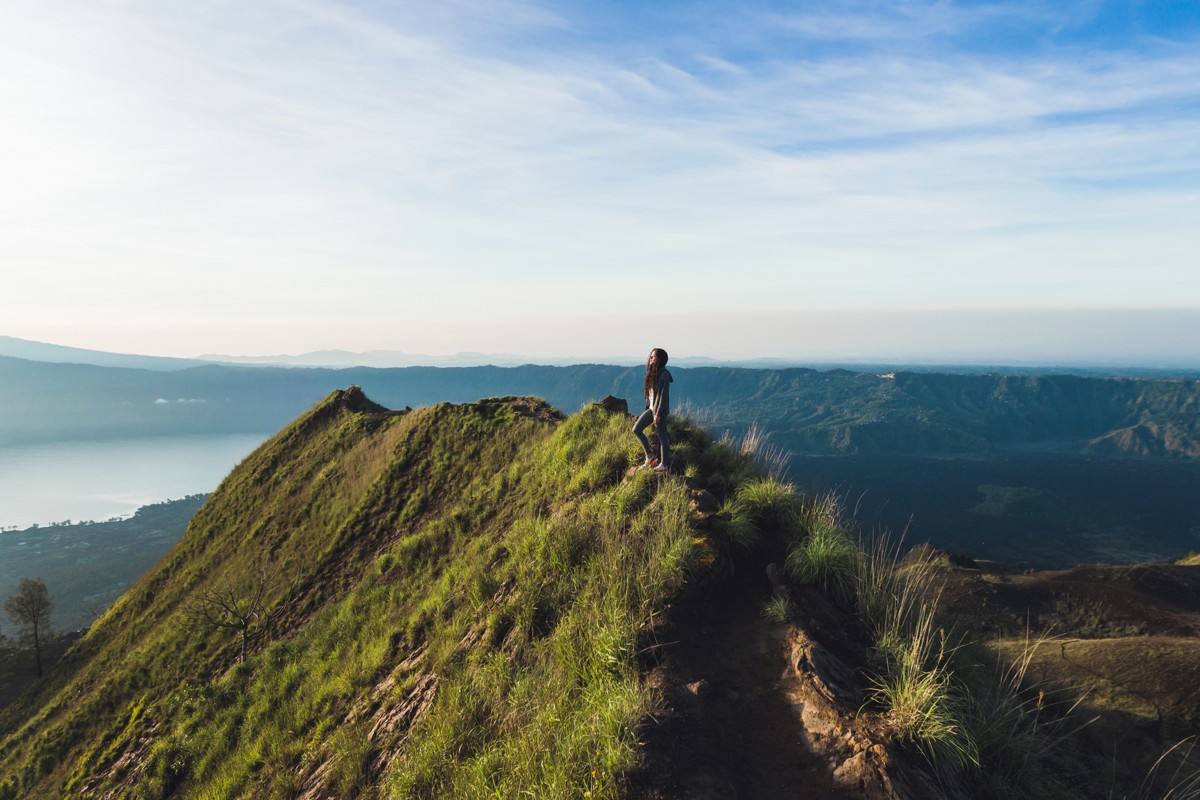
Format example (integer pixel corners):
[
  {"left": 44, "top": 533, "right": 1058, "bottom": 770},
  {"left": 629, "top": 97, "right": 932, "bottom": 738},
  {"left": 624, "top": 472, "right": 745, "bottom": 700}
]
[
  {"left": 1, "top": 388, "right": 1197, "bottom": 798},
  {"left": 790, "top": 453, "right": 1200, "bottom": 569},
  {"left": 5, "top": 355, "right": 1200, "bottom": 461},
  {"left": 3, "top": 344, "right": 1199, "bottom": 798}
]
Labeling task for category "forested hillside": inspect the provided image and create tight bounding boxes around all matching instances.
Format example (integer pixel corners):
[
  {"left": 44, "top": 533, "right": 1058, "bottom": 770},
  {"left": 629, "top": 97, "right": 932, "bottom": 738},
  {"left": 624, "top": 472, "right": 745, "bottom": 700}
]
[{"left": 4, "top": 356, "right": 1199, "bottom": 459}]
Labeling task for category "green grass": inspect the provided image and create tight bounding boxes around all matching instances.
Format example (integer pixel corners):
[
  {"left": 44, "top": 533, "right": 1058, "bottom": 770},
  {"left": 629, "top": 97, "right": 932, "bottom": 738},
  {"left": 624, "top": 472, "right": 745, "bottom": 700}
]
[
  {"left": 769, "top": 493, "right": 1090, "bottom": 794},
  {"left": 864, "top": 575, "right": 979, "bottom": 770},
  {"left": 761, "top": 595, "right": 794, "bottom": 624},
  {"left": 734, "top": 477, "right": 799, "bottom": 533},
  {"left": 0, "top": 393, "right": 750, "bottom": 800},
  {"left": 711, "top": 476, "right": 802, "bottom": 555},
  {"left": 784, "top": 494, "right": 857, "bottom": 601},
  {"left": 871, "top": 656, "right": 977, "bottom": 769}
]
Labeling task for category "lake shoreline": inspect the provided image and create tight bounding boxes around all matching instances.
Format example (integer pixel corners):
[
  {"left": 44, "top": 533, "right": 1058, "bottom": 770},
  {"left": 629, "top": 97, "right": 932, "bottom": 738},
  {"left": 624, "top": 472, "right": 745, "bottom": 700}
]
[
  {"left": 0, "top": 495, "right": 209, "bottom": 631},
  {"left": 0, "top": 432, "right": 269, "bottom": 530}
]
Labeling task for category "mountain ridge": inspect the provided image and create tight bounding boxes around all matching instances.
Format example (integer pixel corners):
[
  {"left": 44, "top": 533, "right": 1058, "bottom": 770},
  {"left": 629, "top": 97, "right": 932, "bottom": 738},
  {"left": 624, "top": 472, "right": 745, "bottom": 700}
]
[
  {"left": 1, "top": 391, "right": 694, "bottom": 797},
  {"left": 3, "top": 390, "right": 1198, "bottom": 798},
  {"left": 9, "top": 334, "right": 1200, "bottom": 376},
  {"left": 0, "top": 336, "right": 206, "bottom": 372},
  {"left": 4, "top": 355, "right": 1200, "bottom": 460}
]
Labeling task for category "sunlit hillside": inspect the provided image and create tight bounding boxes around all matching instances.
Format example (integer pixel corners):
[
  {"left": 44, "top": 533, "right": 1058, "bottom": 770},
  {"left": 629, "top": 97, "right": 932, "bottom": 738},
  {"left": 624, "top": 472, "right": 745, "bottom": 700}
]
[
  {"left": 2, "top": 389, "right": 1197, "bottom": 799},
  {"left": 0, "top": 390, "right": 726, "bottom": 798}
]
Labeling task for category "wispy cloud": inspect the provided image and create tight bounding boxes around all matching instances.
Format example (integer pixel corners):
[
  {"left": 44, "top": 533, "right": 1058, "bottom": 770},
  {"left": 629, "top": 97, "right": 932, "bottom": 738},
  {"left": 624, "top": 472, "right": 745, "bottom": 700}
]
[
  {"left": 768, "top": 1, "right": 1074, "bottom": 43},
  {"left": 0, "top": 0, "right": 1197, "bottom": 359}
]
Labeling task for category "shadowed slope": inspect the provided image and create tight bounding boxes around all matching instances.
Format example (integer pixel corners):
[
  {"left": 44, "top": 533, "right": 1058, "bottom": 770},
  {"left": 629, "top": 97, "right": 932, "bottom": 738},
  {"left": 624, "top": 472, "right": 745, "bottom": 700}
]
[{"left": 936, "top": 557, "right": 1200, "bottom": 794}]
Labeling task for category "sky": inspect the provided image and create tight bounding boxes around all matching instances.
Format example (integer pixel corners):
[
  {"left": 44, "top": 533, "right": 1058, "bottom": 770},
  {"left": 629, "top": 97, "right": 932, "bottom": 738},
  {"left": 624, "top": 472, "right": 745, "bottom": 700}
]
[{"left": 2, "top": 0, "right": 1199, "bottom": 365}]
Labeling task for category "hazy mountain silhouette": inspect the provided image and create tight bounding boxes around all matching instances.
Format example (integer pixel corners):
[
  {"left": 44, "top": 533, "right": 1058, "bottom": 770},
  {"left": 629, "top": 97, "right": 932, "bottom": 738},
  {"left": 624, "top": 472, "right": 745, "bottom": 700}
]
[{"left": 3, "top": 353, "right": 1199, "bottom": 459}]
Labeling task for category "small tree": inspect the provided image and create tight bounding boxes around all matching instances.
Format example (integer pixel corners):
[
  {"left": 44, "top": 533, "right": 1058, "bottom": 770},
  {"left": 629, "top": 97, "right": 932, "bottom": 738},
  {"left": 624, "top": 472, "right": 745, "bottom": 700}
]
[
  {"left": 5, "top": 578, "right": 53, "bottom": 677},
  {"left": 186, "top": 564, "right": 275, "bottom": 665}
]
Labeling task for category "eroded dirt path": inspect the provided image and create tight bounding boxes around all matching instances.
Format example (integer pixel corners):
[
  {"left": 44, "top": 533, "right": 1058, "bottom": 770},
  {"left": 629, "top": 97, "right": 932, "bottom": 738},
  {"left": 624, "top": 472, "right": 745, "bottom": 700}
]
[{"left": 629, "top": 567, "right": 851, "bottom": 799}]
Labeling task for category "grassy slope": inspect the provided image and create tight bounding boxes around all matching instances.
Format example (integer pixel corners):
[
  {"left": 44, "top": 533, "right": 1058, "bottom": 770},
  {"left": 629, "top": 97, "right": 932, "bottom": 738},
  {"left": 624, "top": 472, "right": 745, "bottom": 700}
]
[
  {"left": 5, "top": 385, "right": 1197, "bottom": 799},
  {"left": 0, "top": 389, "right": 736, "bottom": 799}
]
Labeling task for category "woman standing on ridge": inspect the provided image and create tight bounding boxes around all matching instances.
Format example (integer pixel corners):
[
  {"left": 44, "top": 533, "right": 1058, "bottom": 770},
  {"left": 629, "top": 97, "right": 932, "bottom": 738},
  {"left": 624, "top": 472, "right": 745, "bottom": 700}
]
[{"left": 634, "top": 348, "right": 673, "bottom": 474}]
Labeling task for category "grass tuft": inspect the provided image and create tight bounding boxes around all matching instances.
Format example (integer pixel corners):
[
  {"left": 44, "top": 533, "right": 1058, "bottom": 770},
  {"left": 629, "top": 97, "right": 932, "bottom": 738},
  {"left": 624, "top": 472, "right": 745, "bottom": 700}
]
[
  {"left": 734, "top": 477, "right": 800, "bottom": 535},
  {"left": 761, "top": 595, "right": 794, "bottom": 624},
  {"left": 724, "top": 423, "right": 791, "bottom": 480},
  {"left": 784, "top": 494, "right": 857, "bottom": 600}
]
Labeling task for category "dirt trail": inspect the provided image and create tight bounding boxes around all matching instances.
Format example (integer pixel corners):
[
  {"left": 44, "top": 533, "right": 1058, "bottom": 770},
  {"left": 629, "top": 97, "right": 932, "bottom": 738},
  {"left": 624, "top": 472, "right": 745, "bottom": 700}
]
[{"left": 629, "top": 567, "right": 852, "bottom": 799}]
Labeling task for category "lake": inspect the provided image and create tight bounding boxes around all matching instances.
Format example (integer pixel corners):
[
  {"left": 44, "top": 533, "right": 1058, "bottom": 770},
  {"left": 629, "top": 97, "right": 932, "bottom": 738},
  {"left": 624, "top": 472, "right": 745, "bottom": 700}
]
[{"left": 0, "top": 434, "right": 270, "bottom": 530}]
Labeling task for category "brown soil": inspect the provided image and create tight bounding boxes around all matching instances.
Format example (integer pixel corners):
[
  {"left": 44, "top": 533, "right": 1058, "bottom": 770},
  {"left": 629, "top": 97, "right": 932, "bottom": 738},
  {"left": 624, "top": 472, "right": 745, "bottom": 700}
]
[
  {"left": 937, "top": 562, "right": 1200, "bottom": 639},
  {"left": 985, "top": 634, "right": 1200, "bottom": 793},
  {"left": 1002, "top": 636, "right": 1200, "bottom": 724},
  {"left": 938, "top": 558, "right": 1200, "bottom": 794},
  {"left": 627, "top": 566, "right": 854, "bottom": 800}
]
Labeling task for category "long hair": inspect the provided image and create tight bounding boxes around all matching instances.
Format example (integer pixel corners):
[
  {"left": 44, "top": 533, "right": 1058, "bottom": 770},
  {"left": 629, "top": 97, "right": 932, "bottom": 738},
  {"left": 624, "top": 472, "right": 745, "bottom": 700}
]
[{"left": 643, "top": 348, "right": 668, "bottom": 402}]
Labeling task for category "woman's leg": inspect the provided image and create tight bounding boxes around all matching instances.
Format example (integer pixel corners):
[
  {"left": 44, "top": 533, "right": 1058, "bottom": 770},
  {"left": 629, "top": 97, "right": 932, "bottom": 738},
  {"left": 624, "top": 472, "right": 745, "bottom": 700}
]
[
  {"left": 656, "top": 416, "right": 670, "bottom": 467},
  {"left": 632, "top": 408, "right": 655, "bottom": 459}
]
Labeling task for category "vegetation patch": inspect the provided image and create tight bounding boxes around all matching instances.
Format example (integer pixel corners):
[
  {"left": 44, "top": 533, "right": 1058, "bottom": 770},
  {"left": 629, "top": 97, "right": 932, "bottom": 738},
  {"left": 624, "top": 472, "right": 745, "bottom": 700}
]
[
  {"left": 970, "top": 484, "right": 1062, "bottom": 518},
  {"left": 0, "top": 392, "right": 752, "bottom": 800},
  {"left": 4, "top": 386, "right": 1199, "bottom": 799}
]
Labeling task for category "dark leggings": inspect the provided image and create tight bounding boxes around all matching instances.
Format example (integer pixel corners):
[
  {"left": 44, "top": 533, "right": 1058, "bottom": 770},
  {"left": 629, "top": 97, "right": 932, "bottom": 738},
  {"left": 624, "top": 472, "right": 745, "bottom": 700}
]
[{"left": 633, "top": 408, "right": 669, "bottom": 466}]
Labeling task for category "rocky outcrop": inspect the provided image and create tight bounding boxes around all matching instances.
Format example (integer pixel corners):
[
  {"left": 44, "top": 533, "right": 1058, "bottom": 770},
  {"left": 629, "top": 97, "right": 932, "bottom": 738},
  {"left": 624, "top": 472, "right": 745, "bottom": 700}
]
[
  {"left": 781, "top": 625, "right": 966, "bottom": 799},
  {"left": 596, "top": 395, "right": 630, "bottom": 416}
]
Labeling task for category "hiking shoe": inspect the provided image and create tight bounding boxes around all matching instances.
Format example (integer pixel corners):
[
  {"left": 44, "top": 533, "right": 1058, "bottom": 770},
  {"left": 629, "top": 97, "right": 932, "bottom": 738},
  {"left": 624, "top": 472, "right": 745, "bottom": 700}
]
[
  {"left": 640, "top": 457, "right": 659, "bottom": 469},
  {"left": 652, "top": 463, "right": 669, "bottom": 474}
]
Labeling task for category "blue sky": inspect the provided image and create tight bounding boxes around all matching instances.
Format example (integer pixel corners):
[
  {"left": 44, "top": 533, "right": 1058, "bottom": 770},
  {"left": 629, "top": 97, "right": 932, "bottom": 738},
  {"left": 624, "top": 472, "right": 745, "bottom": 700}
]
[{"left": 1, "top": 0, "right": 1198, "bottom": 364}]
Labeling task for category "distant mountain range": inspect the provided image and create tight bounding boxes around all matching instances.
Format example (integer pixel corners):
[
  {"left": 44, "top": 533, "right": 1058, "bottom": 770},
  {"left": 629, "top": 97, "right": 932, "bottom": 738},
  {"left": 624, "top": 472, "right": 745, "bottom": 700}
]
[
  {"left": 3, "top": 341, "right": 1199, "bottom": 459},
  {"left": 7, "top": 335, "right": 1200, "bottom": 376},
  {"left": 0, "top": 336, "right": 207, "bottom": 371},
  {"left": 198, "top": 348, "right": 629, "bottom": 368},
  {"left": 1, "top": 336, "right": 711, "bottom": 370}
]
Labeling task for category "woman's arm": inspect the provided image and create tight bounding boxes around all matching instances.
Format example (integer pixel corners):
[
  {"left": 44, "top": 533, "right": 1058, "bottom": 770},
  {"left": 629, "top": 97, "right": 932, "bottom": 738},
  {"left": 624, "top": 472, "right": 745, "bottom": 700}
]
[{"left": 652, "top": 372, "right": 670, "bottom": 423}]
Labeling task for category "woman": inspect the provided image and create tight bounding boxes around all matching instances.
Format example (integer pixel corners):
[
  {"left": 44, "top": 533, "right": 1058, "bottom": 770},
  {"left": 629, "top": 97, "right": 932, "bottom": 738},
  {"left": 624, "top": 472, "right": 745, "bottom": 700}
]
[{"left": 634, "top": 348, "right": 673, "bottom": 474}]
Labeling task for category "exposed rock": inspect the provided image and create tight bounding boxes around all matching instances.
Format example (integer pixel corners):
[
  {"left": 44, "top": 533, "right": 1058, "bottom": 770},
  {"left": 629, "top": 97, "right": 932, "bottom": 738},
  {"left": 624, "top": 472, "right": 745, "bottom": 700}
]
[
  {"left": 782, "top": 625, "right": 970, "bottom": 800},
  {"left": 89, "top": 722, "right": 162, "bottom": 800},
  {"left": 297, "top": 758, "right": 334, "bottom": 800},
  {"left": 490, "top": 577, "right": 517, "bottom": 605},
  {"left": 368, "top": 672, "right": 438, "bottom": 742},
  {"left": 791, "top": 634, "right": 862, "bottom": 707},
  {"left": 302, "top": 647, "right": 438, "bottom": 799},
  {"left": 595, "top": 395, "right": 629, "bottom": 415},
  {"left": 688, "top": 488, "right": 719, "bottom": 516},
  {"left": 457, "top": 624, "right": 485, "bottom": 653}
]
